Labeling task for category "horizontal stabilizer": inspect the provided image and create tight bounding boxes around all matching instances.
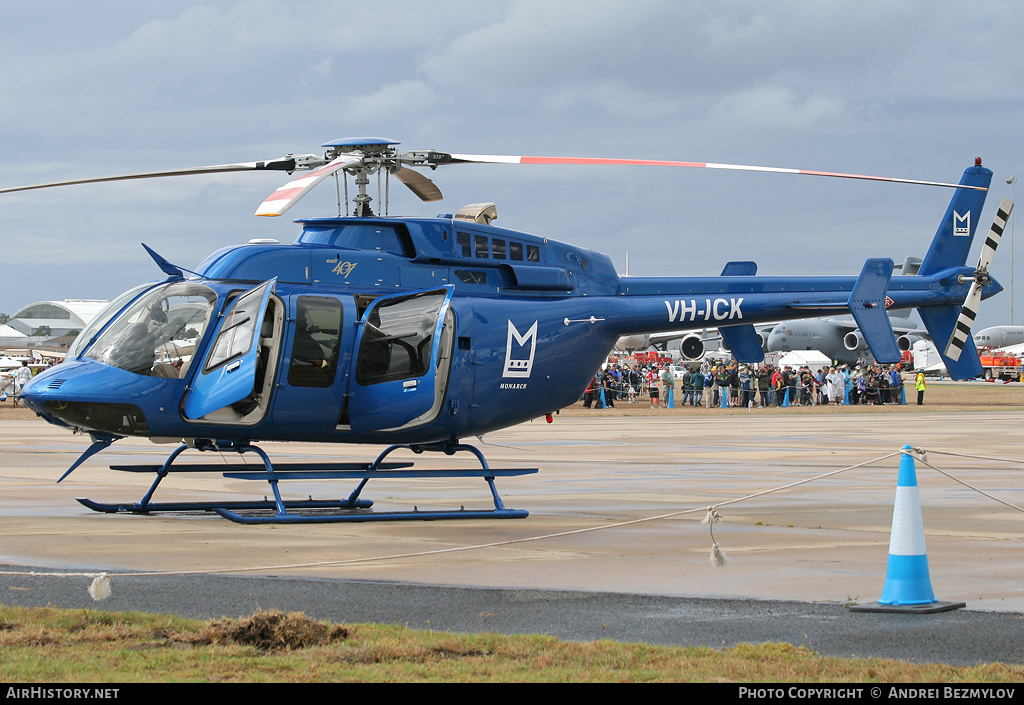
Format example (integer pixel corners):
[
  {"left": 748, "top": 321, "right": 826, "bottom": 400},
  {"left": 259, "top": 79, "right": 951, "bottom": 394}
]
[
  {"left": 848, "top": 259, "right": 901, "bottom": 363},
  {"left": 718, "top": 324, "right": 765, "bottom": 363}
]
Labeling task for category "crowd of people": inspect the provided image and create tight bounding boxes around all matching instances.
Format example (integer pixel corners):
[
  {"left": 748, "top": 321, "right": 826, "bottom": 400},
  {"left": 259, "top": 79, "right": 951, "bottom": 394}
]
[
  {"left": 583, "top": 358, "right": 925, "bottom": 409},
  {"left": 0, "top": 358, "right": 60, "bottom": 407}
]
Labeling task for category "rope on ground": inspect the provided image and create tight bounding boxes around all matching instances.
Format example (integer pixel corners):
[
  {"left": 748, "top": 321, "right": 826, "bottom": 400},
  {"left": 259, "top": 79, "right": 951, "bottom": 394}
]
[
  {"left": 903, "top": 447, "right": 1024, "bottom": 514},
  {"left": 702, "top": 507, "right": 728, "bottom": 567},
  {"left": 1, "top": 445, "right": 1020, "bottom": 599}
]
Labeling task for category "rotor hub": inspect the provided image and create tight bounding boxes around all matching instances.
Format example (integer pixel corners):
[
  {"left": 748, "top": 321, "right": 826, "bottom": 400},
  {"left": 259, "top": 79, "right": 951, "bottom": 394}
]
[{"left": 323, "top": 137, "right": 399, "bottom": 161}]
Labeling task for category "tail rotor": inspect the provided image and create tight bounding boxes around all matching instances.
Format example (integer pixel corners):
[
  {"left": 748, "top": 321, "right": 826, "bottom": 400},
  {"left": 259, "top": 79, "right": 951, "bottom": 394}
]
[{"left": 944, "top": 199, "right": 1014, "bottom": 361}]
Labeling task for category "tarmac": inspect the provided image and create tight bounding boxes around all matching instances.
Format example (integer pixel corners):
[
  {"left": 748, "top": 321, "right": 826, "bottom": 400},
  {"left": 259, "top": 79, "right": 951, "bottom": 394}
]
[{"left": 1, "top": 400, "right": 1023, "bottom": 664}]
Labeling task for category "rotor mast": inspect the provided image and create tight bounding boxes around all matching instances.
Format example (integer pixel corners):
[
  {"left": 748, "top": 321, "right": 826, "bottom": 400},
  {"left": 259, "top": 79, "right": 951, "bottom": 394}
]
[{"left": 323, "top": 138, "right": 400, "bottom": 217}]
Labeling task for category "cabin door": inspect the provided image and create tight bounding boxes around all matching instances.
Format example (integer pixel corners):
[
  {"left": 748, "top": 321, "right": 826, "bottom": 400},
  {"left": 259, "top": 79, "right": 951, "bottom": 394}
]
[
  {"left": 183, "top": 279, "right": 277, "bottom": 420},
  {"left": 270, "top": 294, "right": 353, "bottom": 431},
  {"left": 346, "top": 286, "right": 455, "bottom": 433}
]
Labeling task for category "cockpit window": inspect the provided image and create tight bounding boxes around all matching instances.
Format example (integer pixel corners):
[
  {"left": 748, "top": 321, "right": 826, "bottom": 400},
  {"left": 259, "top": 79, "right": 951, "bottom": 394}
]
[
  {"left": 67, "top": 283, "right": 157, "bottom": 359},
  {"left": 85, "top": 282, "right": 217, "bottom": 377}
]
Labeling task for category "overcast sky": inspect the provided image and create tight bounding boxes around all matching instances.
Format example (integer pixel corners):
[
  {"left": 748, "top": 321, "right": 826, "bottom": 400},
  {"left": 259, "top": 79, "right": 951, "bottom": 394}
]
[{"left": 2, "top": 1, "right": 1023, "bottom": 329}]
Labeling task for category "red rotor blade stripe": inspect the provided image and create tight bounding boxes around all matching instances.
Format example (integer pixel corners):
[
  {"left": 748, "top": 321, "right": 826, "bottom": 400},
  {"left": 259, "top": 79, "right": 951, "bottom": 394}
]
[{"left": 255, "top": 156, "right": 359, "bottom": 216}]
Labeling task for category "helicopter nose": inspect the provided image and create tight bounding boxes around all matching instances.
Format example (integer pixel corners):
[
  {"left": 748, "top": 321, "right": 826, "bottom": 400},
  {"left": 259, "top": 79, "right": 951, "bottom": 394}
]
[
  {"left": 20, "top": 359, "right": 154, "bottom": 437},
  {"left": 19, "top": 361, "right": 80, "bottom": 408}
]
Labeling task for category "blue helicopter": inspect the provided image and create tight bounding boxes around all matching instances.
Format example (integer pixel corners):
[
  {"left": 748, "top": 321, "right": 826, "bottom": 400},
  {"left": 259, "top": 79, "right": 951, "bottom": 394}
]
[{"left": 4, "top": 139, "right": 1010, "bottom": 523}]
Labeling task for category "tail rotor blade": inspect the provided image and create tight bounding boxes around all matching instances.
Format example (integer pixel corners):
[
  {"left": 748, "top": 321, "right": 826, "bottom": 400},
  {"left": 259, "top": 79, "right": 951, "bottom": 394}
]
[
  {"left": 944, "top": 282, "right": 982, "bottom": 361},
  {"left": 978, "top": 198, "right": 1013, "bottom": 271}
]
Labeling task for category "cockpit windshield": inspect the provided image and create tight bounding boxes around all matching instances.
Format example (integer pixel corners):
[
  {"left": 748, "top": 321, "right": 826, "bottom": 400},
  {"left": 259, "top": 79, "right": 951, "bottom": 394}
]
[
  {"left": 67, "top": 283, "right": 157, "bottom": 359},
  {"left": 85, "top": 282, "right": 218, "bottom": 377}
]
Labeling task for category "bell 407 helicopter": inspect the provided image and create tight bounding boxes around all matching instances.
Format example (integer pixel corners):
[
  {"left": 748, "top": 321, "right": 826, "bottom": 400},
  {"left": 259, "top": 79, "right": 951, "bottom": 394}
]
[{"left": 3, "top": 138, "right": 1011, "bottom": 524}]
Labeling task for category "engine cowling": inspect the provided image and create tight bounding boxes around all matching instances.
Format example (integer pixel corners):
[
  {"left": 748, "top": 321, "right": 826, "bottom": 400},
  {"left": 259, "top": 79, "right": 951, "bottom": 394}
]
[
  {"left": 844, "top": 331, "right": 868, "bottom": 351},
  {"left": 615, "top": 334, "right": 651, "bottom": 352},
  {"left": 679, "top": 334, "right": 705, "bottom": 361}
]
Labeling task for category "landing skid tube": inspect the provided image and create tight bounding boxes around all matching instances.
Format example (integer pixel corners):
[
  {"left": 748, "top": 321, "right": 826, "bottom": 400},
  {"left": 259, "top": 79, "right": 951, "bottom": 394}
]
[{"left": 75, "top": 440, "right": 536, "bottom": 524}]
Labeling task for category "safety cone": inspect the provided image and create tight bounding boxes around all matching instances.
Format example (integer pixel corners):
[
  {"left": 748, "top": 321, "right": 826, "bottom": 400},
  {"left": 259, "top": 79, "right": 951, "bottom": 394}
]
[
  {"left": 851, "top": 446, "right": 965, "bottom": 613},
  {"left": 667, "top": 387, "right": 675, "bottom": 408},
  {"left": 720, "top": 388, "right": 728, "bottom": 408},
  {"left": 782, "top": 388, "right": 790, "bottom": 407},
  {"left": 900, "top": 386, "right": 907, "bottom": 405}
]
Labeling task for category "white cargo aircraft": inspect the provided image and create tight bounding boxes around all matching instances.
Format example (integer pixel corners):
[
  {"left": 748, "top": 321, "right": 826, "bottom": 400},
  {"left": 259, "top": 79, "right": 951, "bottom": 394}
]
[{"left": 973, "top": 325, "right": 1024, "bottom": 348}]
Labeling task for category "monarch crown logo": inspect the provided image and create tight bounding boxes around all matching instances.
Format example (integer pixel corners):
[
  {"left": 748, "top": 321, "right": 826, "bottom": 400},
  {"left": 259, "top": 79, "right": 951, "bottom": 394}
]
[
  {"left": 953, "top": 211, "right": 970, "bottom": 237},
  {"left": 503, "top": 320, "right": 538, "bottom": 378}
]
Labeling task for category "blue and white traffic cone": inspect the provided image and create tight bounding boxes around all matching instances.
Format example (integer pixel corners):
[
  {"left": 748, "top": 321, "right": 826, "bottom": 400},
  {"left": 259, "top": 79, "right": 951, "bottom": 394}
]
[
  {"left": 720, "top": 388, "right": 728, "bottom": 408},
  {"left": 879, "top": 446, "right": 935, "bottom": 605},
  {"left": 852, "top": 445, "right": 964, "bottom": 613},
  {"left": 900, "top": 386, "right": 907, "bottom": 405},
  {"left": 667, "top": 387, "right": 675, "bottom": 408},
  {"left": 782, "top": 388, "right": 790, "bottom": 407}
]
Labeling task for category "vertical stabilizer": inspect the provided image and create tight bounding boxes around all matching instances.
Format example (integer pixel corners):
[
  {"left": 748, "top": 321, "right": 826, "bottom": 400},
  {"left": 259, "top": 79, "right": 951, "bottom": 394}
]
[
  {"left": 914, "top": 162, "right": 992, "bottom": 379},
  {"left": 917, "top": 163, "right": 992, "bottom": 276}
]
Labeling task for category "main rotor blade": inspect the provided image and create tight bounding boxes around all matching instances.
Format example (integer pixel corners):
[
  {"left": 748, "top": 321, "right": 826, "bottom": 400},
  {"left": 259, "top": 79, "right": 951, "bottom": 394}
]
[
  {"left": 393, "top": 166, "right": 443, "bottom": 202},
  {"left": 255, "top": 155, "right": 361, "bottom": 217},
  {"left": 0, "top": 157, "right": 301, "bottom": 195},
  {"left": 442, "top": 154, "right": 987, "bottom": 191}
]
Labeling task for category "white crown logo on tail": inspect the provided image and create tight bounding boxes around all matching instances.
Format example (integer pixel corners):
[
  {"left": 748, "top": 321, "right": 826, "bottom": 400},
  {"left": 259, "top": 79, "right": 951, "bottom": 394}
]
[
  {"left": 503, "top": 320, "right": 538, "bottom": 378},
  {"left": 953, "top": 211, "right": 970, "bottom": 237}
]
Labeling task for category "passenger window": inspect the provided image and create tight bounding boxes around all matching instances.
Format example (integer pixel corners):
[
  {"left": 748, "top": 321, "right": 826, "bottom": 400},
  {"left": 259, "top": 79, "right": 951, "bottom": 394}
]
[
  {"left": 475, "top": 234, "right": 489, "bottom": 258},
  {"left": 509, "top": 242, "right": 523, "bottom": 261},
  {"left": 357, "top": 291, "right": 447, "bottom": 385},
  {"left": 527, "top": 245, "right": 540, "bottom": 262},
  {"left": 456, "top": 231, "right": 472, "bottom": 257},
  {"left": 288, "top": 297, "right": 342, "bottom": 388},
  {"left": 492, "top": 239, "right": 506, "bottom": 259}
]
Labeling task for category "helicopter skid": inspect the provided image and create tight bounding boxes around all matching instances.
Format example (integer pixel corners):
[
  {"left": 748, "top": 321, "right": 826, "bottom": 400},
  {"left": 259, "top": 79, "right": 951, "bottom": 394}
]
[
  {"left": 75, "top": 497, "right": 373, "bottom": 515},
  {"left": 209, "top": 460, "right": 536, "bottom": 523},
  {"left": 212, "top": 504, "right": 530, "bottom": 524},
  {"left": 74, "top": 441, "right": 536, "bottom": 524}
]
